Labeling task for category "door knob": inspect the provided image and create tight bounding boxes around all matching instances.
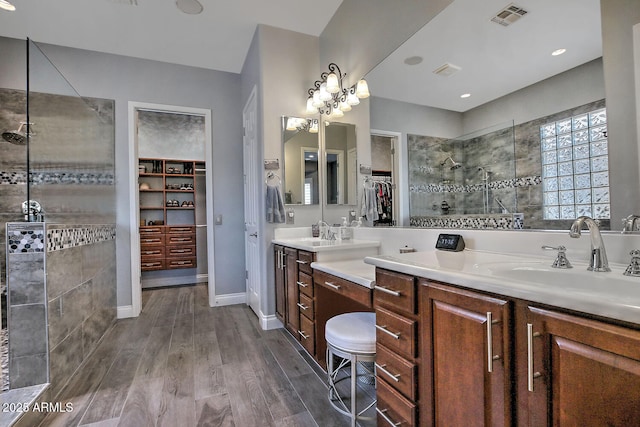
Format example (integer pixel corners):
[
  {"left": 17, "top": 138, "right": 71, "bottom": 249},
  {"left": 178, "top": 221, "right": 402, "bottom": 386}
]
[{"left": 249, "top": 232, "right": 258, "bottom": 237}]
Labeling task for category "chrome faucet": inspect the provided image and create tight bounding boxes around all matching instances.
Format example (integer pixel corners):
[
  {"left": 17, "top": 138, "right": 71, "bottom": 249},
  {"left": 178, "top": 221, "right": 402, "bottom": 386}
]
[
  {"left": 569, "top": 216, "right": 610, "bottom": 272},
  {"left": 622, "top": 214, "right": 640, "bottom": 233}
]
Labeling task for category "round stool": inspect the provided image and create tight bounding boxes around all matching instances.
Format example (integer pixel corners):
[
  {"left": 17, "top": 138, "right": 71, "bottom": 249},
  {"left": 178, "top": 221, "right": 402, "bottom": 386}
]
[{"left": 325, "top": 312, "right": 376, "bottom": 426}]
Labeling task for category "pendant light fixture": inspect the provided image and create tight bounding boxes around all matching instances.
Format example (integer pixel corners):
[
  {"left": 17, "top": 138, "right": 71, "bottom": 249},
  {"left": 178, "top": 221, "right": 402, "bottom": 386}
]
[
  {"left": 305, "top": 63, "right": 370, "bottom": 116},
  {"left": 0, "top": 0, "right": 16, "bottom": 11}
]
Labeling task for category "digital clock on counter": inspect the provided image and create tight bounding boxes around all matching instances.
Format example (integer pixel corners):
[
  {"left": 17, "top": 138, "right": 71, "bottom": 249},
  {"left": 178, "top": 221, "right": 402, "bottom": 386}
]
[{"left": 435, "top": 233, "right": 465, "bottom": 252}]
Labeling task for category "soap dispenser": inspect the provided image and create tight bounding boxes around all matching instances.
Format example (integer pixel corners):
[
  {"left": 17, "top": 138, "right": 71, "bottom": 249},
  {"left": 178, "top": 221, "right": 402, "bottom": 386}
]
[{"left": 340, "top": 217, "right": 352, "bottom": 240}]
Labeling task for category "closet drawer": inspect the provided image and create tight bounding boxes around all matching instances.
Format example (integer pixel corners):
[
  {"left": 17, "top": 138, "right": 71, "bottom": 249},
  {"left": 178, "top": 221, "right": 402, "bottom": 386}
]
[
  {"left": 296, "top": 250, "right": 314, "bottom": 275},
  {"left": 140, "top": 226, "right": 164, "bottom": 235},
  {"left": 375, "top": 306, "right": 417, "bottom": 360},
  {"left": 166, "top": 257, "right": 196, "bottom": 269},
  {"left": 376, "top": 378, "right": 417, "bottom": 427},
  {"left": 297, "top": 272, "right": 313, "bottom": 298},
  {"left": 141, "top": 259, "right": 165, "bottom": 271},
  {"left": 376, "top": 343, "right": 418, "bottom": 401},
  {"left": 166, "top": 245, "right": 196, "bottom": 258},
  {"left": 298, "top": 315, "right": 315, "bottom": 355},
  {"left": 140, "top": 234, "right": 165, "bottom": 246},
  {"left": 298, "top": 293, "right": 314, "bottom": 320},
  {"left": 375, "top": 269, "right": 416, "bottom": 315},
  {"left": 166, "top": 225, "right": 195, "bottom": 234},
  {"left": 140, "top": 246, "right": 165, "bottom": 259},
  {"left": 166, "top": 233, "right": 196, "bottom": 246},
  {"left": 314, "top": 270, "right": 372, "bottom": 308}
]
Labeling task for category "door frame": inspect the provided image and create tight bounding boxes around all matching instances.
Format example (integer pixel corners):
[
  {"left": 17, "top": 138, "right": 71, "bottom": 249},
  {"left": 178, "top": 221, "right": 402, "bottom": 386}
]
[
  {"left": 371, "top": 129, "right": 403, "bottom": 225},
  {"left": 126, "top": 101, "right": 215, "bottom": 317}
]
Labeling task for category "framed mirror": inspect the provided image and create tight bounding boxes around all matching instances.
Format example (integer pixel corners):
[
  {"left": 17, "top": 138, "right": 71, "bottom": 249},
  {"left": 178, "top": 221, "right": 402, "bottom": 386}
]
[
  {"left": 282, "top": 116, "right": 320, "bottom": 205},
  {"left": 324, "top": 121, "right": 357, "bottom": 205}
]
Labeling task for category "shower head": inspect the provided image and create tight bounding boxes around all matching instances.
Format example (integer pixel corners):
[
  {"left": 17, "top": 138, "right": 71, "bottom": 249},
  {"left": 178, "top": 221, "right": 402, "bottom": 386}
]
[
  {"left": 2, "top": 122, "right": 33, "bottom": 146},
  {"left": 441, "top": 155, "right": 462, "bottom": 170}
]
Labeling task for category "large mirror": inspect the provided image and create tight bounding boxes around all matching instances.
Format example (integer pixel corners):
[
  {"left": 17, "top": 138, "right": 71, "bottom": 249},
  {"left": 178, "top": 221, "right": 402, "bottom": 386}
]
[
  {"left": 365, "top": 0, "right": 624, "bottom": 231},
  {"left": 282, "top": 116, "right": 320, "bottom": 205},
  {"left": 324, "top": 121, "right": 357, "bottom": 205}
]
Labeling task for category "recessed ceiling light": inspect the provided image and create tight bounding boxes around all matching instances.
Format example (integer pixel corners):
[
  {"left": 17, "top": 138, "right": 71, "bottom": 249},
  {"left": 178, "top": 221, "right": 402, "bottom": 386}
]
[
  {"left": 552, "top": 48, "right": 567, "bottom": 56},
  {"left": 0, "top": 0, "right": 16, "bottom": 11},
  {"left": 404, "top": 56, "right": 423, "bottom": 66},
  {"left": 460, "top": 93, "right": 471, "bottom": 99}
]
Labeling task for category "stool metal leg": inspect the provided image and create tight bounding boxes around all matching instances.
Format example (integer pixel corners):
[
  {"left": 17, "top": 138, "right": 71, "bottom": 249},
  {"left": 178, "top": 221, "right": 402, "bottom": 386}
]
[{"left": 351, "top": 354, "right": 357, "bottom": 427}]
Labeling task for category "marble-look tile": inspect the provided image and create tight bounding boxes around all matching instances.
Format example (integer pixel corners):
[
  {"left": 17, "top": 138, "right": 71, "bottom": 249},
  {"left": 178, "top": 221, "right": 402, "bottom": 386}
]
[
  {"left": 7, "top": 253, "right": 45, "bottom": 305},
  {"left": 48, "top": 279, "right": 94, "bottom": 349},
  {"left": 49, "top": 326, "right": 84, "bottom": 399},
  {"left": 8, "top": 352, "right": 47, "bottom": 389},
  {"left": 82, "top": 307, "right": 116, "bottom": 358},
  {"left": 46, "top": 246, "right": 83, "bottom": 300},
  {"left": 8, "top": 304, "right": 47, "bottom": 357}
]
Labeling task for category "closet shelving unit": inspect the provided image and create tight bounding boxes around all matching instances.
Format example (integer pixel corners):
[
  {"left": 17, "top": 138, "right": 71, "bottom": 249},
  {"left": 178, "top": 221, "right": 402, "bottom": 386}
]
[
  {"left": 138, "top": 158, "right": 197, "bottom": 271},
  {"left": 371, "top": 170, "right": 394, "bottom": 226}
]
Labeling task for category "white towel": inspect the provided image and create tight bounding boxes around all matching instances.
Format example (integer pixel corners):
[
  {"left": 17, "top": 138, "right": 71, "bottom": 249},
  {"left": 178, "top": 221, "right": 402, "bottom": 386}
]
[
  {"left": 266, "top": 184, "right": 285, "bottom": 223},
  {"left": 361, "top": 186, "right": 379, "bottom": 222}
]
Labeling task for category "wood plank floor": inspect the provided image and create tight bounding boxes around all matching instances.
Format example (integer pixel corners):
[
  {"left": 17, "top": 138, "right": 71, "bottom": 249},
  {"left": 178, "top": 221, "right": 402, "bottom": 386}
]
[{"left": 38, "top": 284, "right": 362, "bottom": 427}]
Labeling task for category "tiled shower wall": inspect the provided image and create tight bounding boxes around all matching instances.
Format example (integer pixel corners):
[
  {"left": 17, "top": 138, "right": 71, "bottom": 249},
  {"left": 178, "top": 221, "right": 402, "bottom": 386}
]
[{"left": 408, "top": 99, "right": 607, "bottom": 230}]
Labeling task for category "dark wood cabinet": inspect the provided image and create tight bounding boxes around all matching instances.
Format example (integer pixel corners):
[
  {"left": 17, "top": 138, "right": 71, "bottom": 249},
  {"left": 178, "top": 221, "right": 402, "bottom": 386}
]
[
  {"left": 517, "top": 304, "right": 640, "bottom": 426},
  {"left": 421, "top": 281, "right": 512, "bottom": 427},
  {"left": 284, "top": 247, "right": 299, "bottom": 336}
]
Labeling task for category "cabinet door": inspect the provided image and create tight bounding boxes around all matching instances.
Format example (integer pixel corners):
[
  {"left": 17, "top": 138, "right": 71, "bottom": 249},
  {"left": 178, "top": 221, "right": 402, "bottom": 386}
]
[
  {"left": 524, "top": 306, "right": 640, "bottom": 427},
  {"left": 285, "top": 247, "right": 299, "bottom": 336},
  {"left": 274, "top": 246, "right": 285, "bottom": 323},
  {"left": 422, "top": 282, "right": 512, "bottom": 427}
]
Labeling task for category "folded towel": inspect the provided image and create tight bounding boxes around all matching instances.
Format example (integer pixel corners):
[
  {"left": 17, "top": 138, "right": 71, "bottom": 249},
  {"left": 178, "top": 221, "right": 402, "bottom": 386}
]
[
  {"left": 266, "top": 184, "right": 286, "bottom": 223},
  {"left": 361, "top": 186, "right": 379, "bottom": 222}
]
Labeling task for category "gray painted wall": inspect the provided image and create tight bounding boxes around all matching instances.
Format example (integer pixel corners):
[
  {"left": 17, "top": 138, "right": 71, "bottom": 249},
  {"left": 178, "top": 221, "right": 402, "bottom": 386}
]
[{"left": 0, "top": 36, "right": 245, "bottom": 306}]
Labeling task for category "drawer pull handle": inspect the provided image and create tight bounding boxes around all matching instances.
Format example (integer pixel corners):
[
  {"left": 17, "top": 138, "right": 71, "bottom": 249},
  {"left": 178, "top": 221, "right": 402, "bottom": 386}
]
[
  {"left": 297, "top": 303, "right": 308, "bottom": 311},
  {"left": 527, "top": 323, "right": 542, "bottom": 392},
  {"left": 376, "top": 408, "right": 402, "bottom": 426},
  {"left": 375, "top": 363, "right": 401, "bottom": 382},
  {"left": 171, "top": 228, "right": 191, "bottom": 232},
  {"left": 324, "top": 281, "right": 341, "bottom": 290},
  {"left": 375, "top": 324, "right": 401, "bottom": 340},
  {"left": 298, "top": 330, "right": 309, "bottom": 340},
  {"left": 375, "top": 285, "right": 401, "bottom": 297},
  {"left": 144, "top": 239, "right": 158, "bottom": 243},
  {"left": 296, "top": 260, "right": 308, "bottom": 265},
  {"left": 172, "top": 238, "right": 190, "bottom": 242},
  {"left": 296, "top": 281, "right": 309, "bottom": 288}
]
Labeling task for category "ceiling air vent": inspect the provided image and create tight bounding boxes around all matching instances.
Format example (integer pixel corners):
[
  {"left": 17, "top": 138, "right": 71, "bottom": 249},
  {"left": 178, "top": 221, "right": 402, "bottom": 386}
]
[
  {"left": 432, "top": 63, "right": 462, "bottom": 77},
  {"left": 491, "top": 3, "right": 528, "bottom": 27}
]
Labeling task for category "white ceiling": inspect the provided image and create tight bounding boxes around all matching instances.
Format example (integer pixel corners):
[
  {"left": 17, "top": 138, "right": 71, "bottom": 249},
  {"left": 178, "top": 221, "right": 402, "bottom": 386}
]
[
  {"left": 365, "top": 0, "right": 603, "bottom": 112},
  {"left": 0, "top": 0, "right": 343, "bottom": 73}
]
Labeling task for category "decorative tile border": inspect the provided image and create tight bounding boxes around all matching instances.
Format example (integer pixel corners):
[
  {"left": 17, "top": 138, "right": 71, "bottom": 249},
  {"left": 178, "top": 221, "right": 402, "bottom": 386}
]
[
  {"left": 6, "top": 223, "right": 46, "bottom": 254},
  {"left": 46, "top": 224, "right": 116, "bottom": 252},
  {"left": 409, "top": 175, "right": 542, "bottom": 194},
  {"left": 410, "top": 213, "right": 524, "bottom": 230},
  {"left": 0, "top": 171, "right": 114, "bottom": 186}
]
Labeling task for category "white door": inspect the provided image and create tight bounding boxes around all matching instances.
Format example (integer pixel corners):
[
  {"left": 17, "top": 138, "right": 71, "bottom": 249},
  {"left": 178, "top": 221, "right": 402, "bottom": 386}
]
[{"left": 243, "top": 87, "right": 260, "bottom": 316}]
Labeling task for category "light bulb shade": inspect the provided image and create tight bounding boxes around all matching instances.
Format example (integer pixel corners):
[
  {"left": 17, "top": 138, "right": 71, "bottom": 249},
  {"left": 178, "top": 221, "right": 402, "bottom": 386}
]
[
  {"left": 306, "top": 97, "right": 316, "bottom": 114},
  {"left": 355, "top": 79, "right": 370, "bottom": 99},
  {"left": 326, "top": 73, "right": 340, "bottom": 94},
  {"left": 312, "top": 90, "right": 323, "bottom": 108},
  {"left": 319, "top": 83, "right": 332, "bottom": 102},
  {"left": 346, "top": 91, "right": 360, "bottom": 106},
  {"left": 339, "top": 101, "right": 352, "bottom": 112},
  {"left": 331, "top": 104, "right": 344, "bottom": 117},
  {"left": 286, "top": 118, "right": 298, "bottom": 131},
  {"left": 0, "top": 0, "right": 15, "bottom": 11},
  {"left": 309, "top": 120, "right": 319, "bottom": 133}
]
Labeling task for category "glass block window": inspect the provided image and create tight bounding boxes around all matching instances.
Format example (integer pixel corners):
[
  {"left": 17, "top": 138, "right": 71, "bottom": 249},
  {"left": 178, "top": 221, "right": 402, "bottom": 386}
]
[{"left": 541, "top": 108, "right": 609, "bottom": 220}]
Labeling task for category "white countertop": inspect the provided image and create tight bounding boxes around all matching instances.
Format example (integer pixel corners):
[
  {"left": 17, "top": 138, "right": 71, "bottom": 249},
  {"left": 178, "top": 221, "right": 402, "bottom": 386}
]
[
  {"left": 272, "top": 237, "right": 380, "bottom": 253},
  {"left": 310, "top": 259, "right": 376, "bottom": 288},
  {"left": 364, "top": 249, "right": 640, "bottom": 325}
]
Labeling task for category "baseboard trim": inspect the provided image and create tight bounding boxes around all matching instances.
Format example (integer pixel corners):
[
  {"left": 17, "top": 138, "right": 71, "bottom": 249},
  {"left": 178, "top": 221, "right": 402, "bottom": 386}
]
[
  {"left": 141, "top": 274, "right": 207, "bottom": 289},
  {"left": 117, "top": 305, "right": 136, "bottom": 319},
  {"left": 214, "top": 292, "right": 246, "bottom": 307},
  {"left": 261, "top": 314, "right": 283, "bottom": 331}
]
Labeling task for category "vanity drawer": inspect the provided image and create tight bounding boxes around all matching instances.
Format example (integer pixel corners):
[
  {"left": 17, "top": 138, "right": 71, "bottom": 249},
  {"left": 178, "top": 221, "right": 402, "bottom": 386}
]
[
  {"left": 166, "top": 245, "right": 196, "bottom": 258},
  {"left": 140, "top": 226, "right": 164, "bottom": 235},
  {"left": 376, "top": 306, "right": 417, "bottom": 360},
  {"left": 298, "top": 315, "right": 315, "bottom": 355},
  {"left": 140, "top": 245, "right": 165, "bottom": 259},
  {"left": 314, "top": 270, "right": 373, "bottom": 308},
  {"left": 166, "top": 233, "right": 196, "bottom": 246},
  {"left": 297, "top": 271, "right": 314, "bottom": 298},
  {"left": 141, "top": 259, "right": 165, "bottom": 271},
  {"left": 140, "top": 234, "right": 165, "bottom": 246},
  {"left": 166, "top": 257, "right": 196, "bottom": 269},
  {"left": 298, "top": 293, "right": 314, "bottom": 320},
  {"left": 296, "top": 250, "right": 314, "bottom": 275},
  {"left": 376, "top": 343, "right": 418, "bottom": 401},
  {"left": 166, "top": 225, "right": 195, "bottom": 234},
  {"left": 375, "top": 269, "right": 416, "bottom": 315},
  {"left": 376, "top": 377, "right": 417, "bottom": 427}
]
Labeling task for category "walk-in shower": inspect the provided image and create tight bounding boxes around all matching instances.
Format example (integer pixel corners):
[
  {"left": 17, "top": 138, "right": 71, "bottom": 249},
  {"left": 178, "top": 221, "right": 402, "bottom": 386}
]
[
  {"left": 1, "top": 122, "right": 33, "bottom": 145},
  {"left": 441, "top": 155, "right": 463, "bottom": 170}
]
